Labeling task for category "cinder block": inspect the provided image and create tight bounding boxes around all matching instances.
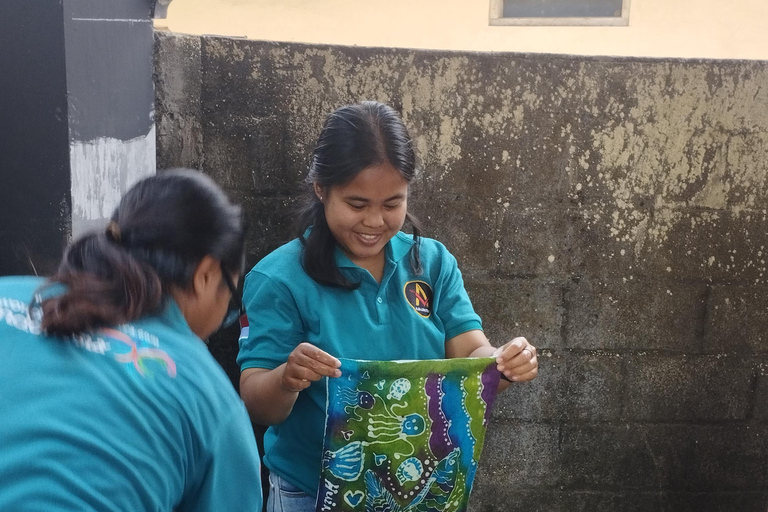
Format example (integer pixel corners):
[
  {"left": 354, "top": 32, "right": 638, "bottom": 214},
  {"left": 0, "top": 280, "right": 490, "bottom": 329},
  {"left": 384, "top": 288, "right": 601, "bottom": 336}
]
[
  {"left": 468, "top": 488, "right": 768, "bottom": 512},
  {"left": 638, "top": 425, "right": 768, "bottom": 491},
  {"left": 497, "top": 207, "right": 571, "bottom": 277},
  {"left": 467, "top": 490, "right": 663, "bottom": 512},
  {"left": 570, "top": 60, "right": 768, "bottom": 215},
  {"left": 655, "top": 131, "right": 768, "bottom": 213},
  {"left": 153, "top": 32, "right": 201, "bottom": 117},
  {"left": 201, "top": 37, "right": 286, "bottom": 118},
  {"left": 662, "top": 491, "right": 768, "bottom": 512},
  {"left": 624, "top": 355, "right": 753, "bottom": 421},
  {"left": 155, "top": 113, "right": 203, "bottom": 171},
  {"left": 565, "top": 354, "right": 624, "bottom": 422},
  {"left": 491, "top": 353, "right": 566, "bottom": 422},
  {"left": 502, "top": 114, "right": 576, "bottom": 209},
  {"left": 415, "top": 115, "right": 573, "bottom": 210},
  {"left": 755, "top": 368, "right": 768, "bottom": 423},
  {"left": 574, "top": 492, "right": 662, "bottom": 512},
  {"left": 559, "top": 425, "right": 661, "bottom": 489},
  {"left": 229, "top": 194, "right": 302, "bottom": 267},
  {"left": 415, "top": 55, "right": 580, "bottom": 209},
  {"left": 568, "top": 206, "right": 651, "bottom": 278},
  {"left": 553, "top": 61, "right": 661, "bottom": 211},
  {"left": 154, "top": 32, "right": 203, "bottom": 172},
  {"left": 565, "top": 276, "right": 707, "bottom": 352},
  {"left": 467, "top": 490, "right": 562, "bottom": 512},
  {"left": 202, "top": 113, "right": 299, "bottom": 193},
  {"left": 639, "top": 208, "right": 768, "bottom": 283},
  {"left": 479, "top": 422, "right": 561, "bottom": 487},
  {"left": 705, "top": 285, "right": 768, "bottom": 354},
  {"left": 464, "top": 277, "right": 564, "bottom": 350},
  {"left": 411, "top": 194, "right": 503, "bottom": 274}
]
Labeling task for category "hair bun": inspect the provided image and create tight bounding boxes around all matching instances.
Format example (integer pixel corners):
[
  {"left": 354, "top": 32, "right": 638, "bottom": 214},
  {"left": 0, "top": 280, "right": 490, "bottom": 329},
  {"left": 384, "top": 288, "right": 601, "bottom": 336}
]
[{"left": 105, "top": 221, "right": 122, "bottom": 244}]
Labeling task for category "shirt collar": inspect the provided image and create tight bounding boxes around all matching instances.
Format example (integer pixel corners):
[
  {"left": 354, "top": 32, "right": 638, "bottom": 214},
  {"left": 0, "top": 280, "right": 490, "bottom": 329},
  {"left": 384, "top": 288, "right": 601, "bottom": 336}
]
[
  {"left": 158, "top": 297, "right": 198, "bottom": 339},
  {"left": 390, "top": 232, "right": 415, "bottom": 262}
]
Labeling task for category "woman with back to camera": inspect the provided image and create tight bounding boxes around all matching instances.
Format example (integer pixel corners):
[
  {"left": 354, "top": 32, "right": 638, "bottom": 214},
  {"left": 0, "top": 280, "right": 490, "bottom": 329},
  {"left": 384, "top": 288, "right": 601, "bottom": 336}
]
[
  {"left": 0, "top": 169, "right": 262, "bottom": 512},
  {"left": 237, "top": 102, "right": 539, "bottom": 511}
]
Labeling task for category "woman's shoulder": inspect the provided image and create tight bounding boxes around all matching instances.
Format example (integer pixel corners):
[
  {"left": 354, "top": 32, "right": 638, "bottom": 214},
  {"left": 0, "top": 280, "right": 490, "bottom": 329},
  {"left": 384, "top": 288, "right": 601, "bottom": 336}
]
[
  {"left": 246, "top": 238, "right": 304, "bottom": 280},
  {"left": 254, "top": 238, "right": 302, "bottom": 267},
  {"left": 412, "top": 234, "right": 448, "bottom": 251},
  {"left": 0, "top": 275, "right": 48, "bottom": 301},
  {"left": 405, "top": 233, "right": 454, "bottom": 261}
]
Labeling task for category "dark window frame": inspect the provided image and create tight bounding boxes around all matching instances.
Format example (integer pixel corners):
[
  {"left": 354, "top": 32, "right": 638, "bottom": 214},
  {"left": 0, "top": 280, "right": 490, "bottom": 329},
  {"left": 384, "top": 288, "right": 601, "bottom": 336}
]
[{"left": 490, "top": 0, "right": 631, "bottom": 26}]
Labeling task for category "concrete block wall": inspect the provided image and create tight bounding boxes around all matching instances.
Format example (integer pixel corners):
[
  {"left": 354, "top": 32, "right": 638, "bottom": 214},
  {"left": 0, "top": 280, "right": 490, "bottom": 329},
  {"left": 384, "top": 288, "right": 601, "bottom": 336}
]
[{"left": 154, "top": 31, "right": 768, "bottom": 511}]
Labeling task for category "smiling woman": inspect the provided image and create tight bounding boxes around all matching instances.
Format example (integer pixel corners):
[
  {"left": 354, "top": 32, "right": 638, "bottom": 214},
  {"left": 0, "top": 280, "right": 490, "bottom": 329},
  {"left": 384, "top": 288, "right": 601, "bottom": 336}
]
[
  {"left": 297, "top": 102, "right": 422, "bottom": 290},
  {"left": 315, "top": 161, "right": 409, "bottom": 283},
  {"left": 236, "top": 102, "right": 538, "bottom": 512}
]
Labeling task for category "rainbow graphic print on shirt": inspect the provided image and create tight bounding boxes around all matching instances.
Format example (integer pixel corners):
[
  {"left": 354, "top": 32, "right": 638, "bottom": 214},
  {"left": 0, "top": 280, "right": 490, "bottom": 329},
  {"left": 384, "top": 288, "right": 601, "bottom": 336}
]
[{"left": 316, "top": 357, "right": 500, "bottom": 512}]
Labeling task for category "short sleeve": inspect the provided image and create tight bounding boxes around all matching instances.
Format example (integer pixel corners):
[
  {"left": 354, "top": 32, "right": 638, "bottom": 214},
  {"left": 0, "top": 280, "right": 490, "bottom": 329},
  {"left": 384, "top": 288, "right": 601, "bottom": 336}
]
[
  {"left": 176, "top": 405, "right": 263, "bottom": 512},
  {"left": 433, "top": 246, "right": 483, "bottom": 341},
  {"left": 237, "top": 269, "right": 305, "bottom": 371}
]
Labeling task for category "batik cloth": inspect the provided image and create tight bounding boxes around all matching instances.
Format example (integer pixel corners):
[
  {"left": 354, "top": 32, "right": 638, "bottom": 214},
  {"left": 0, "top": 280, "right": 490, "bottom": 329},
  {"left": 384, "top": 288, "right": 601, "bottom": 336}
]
[{"left": 316, "top": 357, "right": 500, "bottom": 512}]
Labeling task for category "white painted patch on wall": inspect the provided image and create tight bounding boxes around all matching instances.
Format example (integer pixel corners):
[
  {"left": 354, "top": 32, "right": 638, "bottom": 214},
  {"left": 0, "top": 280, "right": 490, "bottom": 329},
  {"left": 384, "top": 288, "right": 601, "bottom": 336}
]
[{"left": 70, "top": 126, "right": 156, "bottom": 239}]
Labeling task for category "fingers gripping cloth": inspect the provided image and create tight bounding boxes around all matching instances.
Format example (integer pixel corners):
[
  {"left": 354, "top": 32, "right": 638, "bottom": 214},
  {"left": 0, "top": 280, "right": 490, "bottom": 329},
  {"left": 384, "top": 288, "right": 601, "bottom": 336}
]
[{"left": 316, "top": 357, "right": 501, "bottom": 512}]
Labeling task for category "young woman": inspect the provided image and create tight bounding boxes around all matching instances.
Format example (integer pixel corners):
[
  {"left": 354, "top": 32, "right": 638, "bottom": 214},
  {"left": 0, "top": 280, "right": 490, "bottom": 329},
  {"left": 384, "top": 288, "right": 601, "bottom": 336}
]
[
  {"left": 0, "top": 170, "right": 262, "bottom": 512},
  {"left": 238, "top": 102, "right": 538, "bottom": 512}
]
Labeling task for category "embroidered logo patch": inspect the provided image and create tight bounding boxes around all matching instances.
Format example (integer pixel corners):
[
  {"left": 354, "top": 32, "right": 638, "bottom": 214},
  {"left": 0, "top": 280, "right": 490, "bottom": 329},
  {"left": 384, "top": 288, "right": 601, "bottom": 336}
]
[{"left": 403, "top": 281, "right": 432, "bottom": 318}]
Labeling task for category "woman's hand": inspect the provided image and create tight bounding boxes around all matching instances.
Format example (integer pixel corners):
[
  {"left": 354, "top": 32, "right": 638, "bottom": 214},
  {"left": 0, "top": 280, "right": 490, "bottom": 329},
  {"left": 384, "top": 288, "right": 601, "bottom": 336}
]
[
  {"left": 240, "top": 342, "right": 341, "bottom": 425},
  {"left": 494, "top": 337, "right": 538, "bottom": 383},
  {"left": 281, "top": 342, "right": 342, "bottom": 393},
  {"left": 445, "top": 330, "right": 538, "bottom": 389}
]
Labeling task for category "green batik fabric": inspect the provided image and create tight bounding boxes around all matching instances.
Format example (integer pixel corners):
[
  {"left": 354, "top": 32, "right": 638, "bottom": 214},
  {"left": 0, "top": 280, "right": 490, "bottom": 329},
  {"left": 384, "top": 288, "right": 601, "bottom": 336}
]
[{"left": 316, "top": 357, "right": 501, "bottom": 512}]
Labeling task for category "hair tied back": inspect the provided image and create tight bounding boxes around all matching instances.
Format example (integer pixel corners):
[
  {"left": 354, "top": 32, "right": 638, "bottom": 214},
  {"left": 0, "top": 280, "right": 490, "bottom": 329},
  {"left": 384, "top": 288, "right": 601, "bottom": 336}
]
[{"left": 105, "top": 221, "right": 122, "bottom": 244}]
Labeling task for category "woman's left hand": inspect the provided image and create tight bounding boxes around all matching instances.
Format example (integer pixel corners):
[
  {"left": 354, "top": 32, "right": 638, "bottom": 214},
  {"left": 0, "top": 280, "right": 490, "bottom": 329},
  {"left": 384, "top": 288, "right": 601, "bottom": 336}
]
[{"left": 494, "top": 337, "right": 538, "bottom": 382}]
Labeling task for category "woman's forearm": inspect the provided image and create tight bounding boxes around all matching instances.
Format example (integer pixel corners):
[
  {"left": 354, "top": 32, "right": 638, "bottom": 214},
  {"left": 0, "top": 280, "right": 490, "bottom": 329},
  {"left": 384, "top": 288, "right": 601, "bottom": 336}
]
[{"left": 239, "top": 365, "right": 300, "bottom": 425}]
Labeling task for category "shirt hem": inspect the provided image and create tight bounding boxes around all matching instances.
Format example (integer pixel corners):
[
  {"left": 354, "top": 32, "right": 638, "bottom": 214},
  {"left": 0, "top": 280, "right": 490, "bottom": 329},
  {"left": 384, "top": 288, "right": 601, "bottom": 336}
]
[{"left": 239, "top": 361, "right": 280, "bottom": 372}]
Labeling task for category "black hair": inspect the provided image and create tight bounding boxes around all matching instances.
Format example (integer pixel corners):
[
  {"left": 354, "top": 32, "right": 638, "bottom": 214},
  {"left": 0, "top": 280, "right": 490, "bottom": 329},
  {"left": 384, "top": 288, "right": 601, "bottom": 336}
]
[
  {"left": 39, "top": 169, "right": 245, "bottom": 336},
  {"left": 296, "top": 101, "right": 422, "bottom": 289}
]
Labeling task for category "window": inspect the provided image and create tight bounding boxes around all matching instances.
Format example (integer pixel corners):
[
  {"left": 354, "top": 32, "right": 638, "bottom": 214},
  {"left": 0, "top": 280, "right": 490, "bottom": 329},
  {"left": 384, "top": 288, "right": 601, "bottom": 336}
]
[{"left": 490, "top": 0, "right": 630, "bottom": 26}]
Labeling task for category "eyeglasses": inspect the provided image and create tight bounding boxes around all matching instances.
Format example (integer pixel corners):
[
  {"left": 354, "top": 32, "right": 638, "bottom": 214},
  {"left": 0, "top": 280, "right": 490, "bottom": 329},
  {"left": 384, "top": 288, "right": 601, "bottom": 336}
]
[{"left": 219, "top": 264, "right": 245, "bottom": 330}]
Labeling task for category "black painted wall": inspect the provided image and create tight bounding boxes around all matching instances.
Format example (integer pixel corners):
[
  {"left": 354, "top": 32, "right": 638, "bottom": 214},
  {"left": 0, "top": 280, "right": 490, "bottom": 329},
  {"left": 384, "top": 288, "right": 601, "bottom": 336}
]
[
  {"left": 62, "top": 0, "right": 155, "bottom": 142},
  {"left": 0, "top": 1, "right": 72, "bottom": 276},
  {"left": 0, "top": 0, "right": 157, "bottom": 276}
]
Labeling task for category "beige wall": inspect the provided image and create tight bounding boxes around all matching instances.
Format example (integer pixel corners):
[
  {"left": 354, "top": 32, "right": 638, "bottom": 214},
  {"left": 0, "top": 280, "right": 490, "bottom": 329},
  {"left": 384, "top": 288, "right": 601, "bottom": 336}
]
[{"left": 158, "top": 0, "right": 768, "bottom": 60}]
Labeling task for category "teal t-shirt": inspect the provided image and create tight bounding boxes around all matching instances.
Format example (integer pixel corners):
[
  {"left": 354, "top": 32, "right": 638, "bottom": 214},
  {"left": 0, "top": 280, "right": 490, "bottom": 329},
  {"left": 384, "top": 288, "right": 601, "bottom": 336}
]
[
  {"left": 237, "top": 233, "right": 482, "bottom": 496},
  {"left": 0, "top": 276, "right": 262, "bottom": 512}
]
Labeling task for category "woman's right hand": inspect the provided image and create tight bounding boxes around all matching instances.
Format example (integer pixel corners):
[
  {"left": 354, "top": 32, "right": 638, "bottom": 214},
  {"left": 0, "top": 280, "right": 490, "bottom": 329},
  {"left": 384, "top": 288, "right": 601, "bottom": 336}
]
[
  {"left": 240, "top": 343, "right": 341, "bottom": 425},
  {"left": 281, "top": 342, "right": 341, "bottom": 393}
]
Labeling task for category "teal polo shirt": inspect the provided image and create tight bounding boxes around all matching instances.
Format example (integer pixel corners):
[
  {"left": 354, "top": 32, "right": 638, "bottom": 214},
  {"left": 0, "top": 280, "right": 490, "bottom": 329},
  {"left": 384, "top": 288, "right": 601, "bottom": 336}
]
[
  {"left": 238, "top": 232, "right": 482, "bottom": 496},
  {"left": 0, "top": 276, "right": 262, "bottom": 512}
]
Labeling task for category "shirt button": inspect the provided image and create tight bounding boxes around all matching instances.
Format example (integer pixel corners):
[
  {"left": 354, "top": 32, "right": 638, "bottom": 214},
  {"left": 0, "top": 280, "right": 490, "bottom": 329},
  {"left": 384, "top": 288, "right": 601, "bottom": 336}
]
[{"left": 376, "top": 297, "right": 383, "bottom": 304}]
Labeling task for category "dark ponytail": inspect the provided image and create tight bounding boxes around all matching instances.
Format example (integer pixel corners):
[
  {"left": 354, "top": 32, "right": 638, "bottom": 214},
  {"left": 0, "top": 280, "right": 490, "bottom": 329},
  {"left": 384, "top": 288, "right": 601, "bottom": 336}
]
[
  {"left": 40, "top": 169, "right": 245, "bottom": 336},
  {"left": 296, "top": 101, "right": 422, "bottom": 289}
]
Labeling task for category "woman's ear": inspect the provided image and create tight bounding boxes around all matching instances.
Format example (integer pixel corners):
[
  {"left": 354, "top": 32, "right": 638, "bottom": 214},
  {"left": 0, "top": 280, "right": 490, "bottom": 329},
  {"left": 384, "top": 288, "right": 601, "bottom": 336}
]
[
  {"left": 313, "top": 183, "right": 325, "bottom": 203},
  {"left": 191, "top": 255, "right": 220, "bottom": 297}
]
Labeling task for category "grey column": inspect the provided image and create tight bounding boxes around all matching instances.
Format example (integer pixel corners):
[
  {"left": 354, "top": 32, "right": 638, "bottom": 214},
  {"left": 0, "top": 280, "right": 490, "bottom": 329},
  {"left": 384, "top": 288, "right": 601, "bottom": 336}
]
[{"left": 0, "top": 0, "right": 169, "bottom": 275}]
